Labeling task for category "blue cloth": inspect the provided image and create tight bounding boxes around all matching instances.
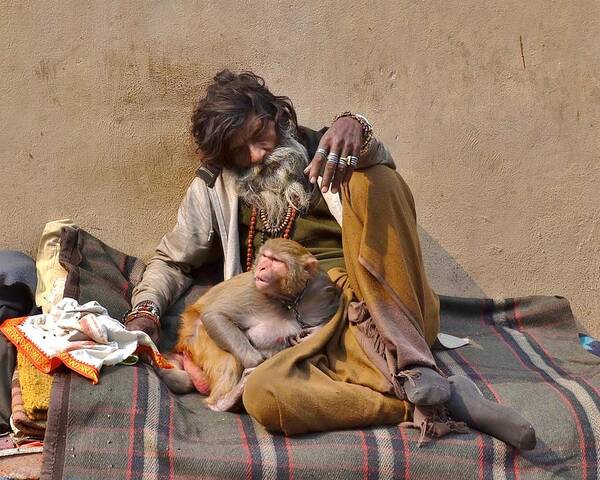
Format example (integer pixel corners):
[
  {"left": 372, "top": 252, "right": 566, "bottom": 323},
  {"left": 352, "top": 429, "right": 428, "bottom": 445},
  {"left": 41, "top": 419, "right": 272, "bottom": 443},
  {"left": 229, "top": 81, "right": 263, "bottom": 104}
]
[
  {"left": 579, "top": 333, "right": 600, "bottom": 357},
  {"left": 0, "top": 250, "right": 37, "bottom": 433},
  {"left": 0, "top": 250, "right": 37, "bottom": 292}
]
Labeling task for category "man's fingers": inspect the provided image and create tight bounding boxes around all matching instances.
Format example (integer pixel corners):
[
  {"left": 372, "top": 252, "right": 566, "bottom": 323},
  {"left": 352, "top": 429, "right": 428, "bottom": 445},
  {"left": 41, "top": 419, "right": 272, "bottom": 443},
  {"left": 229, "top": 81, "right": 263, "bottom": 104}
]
[
  {"left": 320, "top": 139, "right": 343, "bottom": 193},
  {"left": 341, "top": 142, "right": 360, "bottom": 185},
  {"left": 330, "top": 145, "right": 351, "bottom": 194},
  {"left": 306, "top": 139, "right": 329, "bottom": 184}
]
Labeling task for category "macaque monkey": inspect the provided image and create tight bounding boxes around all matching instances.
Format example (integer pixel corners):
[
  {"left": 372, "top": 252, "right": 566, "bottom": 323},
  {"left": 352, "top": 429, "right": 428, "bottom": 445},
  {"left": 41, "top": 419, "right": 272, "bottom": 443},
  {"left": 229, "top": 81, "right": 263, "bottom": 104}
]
[{"left": 160, "top": 238, "right": 341, "bottom": 411}]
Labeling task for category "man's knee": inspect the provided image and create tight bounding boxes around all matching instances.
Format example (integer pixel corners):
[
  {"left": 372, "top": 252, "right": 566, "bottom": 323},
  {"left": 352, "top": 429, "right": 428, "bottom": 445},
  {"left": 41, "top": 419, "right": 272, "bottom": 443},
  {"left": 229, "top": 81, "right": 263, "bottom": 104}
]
[
  {"left": 0, "top": 251, "right": 37, "bottom": 319},
  {"left": 347, "top": 166, "right": 416, "bottom": 219}
]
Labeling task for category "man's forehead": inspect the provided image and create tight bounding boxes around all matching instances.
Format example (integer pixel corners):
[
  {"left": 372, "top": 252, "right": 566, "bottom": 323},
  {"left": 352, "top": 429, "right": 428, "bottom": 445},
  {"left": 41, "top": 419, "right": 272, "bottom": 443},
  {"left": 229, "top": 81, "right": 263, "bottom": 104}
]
[{"left": 229, "top": 114, "right": 263, "bottom": 148}]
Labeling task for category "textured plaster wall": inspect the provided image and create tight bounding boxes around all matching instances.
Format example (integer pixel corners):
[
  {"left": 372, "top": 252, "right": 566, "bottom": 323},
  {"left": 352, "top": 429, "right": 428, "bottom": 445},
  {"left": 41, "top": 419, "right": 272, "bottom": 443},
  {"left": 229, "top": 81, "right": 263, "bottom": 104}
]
[{"left": 1, "top": 1, "right": 598, "bottom": 335}]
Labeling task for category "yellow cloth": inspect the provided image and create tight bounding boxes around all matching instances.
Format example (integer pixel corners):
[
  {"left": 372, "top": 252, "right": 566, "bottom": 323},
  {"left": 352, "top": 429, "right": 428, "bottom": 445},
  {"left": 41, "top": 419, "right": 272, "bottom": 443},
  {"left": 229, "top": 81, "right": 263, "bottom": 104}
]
[
  {"left": 243, "top": 167, "right": 439, "bottom": 435},
  {"left": 35, "top": 219, "right": 75, "bottom": 314},
  {"left": 17, "top": 352, "right": 53, "bottom": 421},
  {"left": 342, "top": 166, "right": 439, "bottom": 346},
  {"left": 243, "top": 270, "right": 410, "bottom": 435}
]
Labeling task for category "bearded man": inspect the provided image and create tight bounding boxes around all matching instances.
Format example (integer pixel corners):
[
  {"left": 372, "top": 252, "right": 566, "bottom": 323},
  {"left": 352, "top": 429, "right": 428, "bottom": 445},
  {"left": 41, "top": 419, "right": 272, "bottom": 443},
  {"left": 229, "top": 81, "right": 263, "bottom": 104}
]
[{"left": 123, "top": 70, "right": 535, "bottom": 448}]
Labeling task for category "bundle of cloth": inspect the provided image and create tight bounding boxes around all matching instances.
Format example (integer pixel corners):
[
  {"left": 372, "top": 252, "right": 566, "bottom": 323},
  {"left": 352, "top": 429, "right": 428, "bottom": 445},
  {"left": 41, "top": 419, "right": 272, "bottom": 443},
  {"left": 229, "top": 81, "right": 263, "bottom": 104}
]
[
  {"left": 0, "top": 298, "right": 169, "bottom": 385},
  {"left": 0, "top": 250, "right": 39, "bottom": 438},
  {"left": 10, "top": 353, "right": 50, "bottom": 441}
]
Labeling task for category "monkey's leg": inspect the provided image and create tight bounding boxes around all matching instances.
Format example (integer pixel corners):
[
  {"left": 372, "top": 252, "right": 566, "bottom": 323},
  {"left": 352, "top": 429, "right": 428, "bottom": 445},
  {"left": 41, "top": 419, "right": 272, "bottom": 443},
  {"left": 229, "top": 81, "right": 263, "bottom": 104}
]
[
  {"left": 446, "top": 375, "right": 536, "bottom": 450},
  {"left": 189, "top": 327, "right": 244, "bottom": 407},
  {"left": 157, "top": 353, "right": 196, "bottom": 394},
  {"left": 181, "top": 352, "right": 210, "bottom": 395}
]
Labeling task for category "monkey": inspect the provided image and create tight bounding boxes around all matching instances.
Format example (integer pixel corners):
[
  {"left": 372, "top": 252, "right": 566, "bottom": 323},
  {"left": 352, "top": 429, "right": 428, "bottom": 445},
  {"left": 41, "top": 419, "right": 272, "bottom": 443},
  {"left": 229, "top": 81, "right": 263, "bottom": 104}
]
[{"left": 159, "top": 238, "right": 341, "bottom": 411}]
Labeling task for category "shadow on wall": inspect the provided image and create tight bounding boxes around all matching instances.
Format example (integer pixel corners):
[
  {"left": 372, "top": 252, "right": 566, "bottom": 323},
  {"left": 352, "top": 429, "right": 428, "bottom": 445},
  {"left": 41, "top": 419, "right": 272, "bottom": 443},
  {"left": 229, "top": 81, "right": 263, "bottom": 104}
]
[{"left": 418, "top": 225, "right": 487, "bottom": 299}]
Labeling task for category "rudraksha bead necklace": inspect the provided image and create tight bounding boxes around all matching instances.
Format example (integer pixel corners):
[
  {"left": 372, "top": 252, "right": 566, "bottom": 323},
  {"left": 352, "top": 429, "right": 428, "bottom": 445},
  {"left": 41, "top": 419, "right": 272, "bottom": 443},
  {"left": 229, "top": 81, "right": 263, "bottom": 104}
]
[{"left": 246, "top": 205, "right": 298, "bottom": 271}]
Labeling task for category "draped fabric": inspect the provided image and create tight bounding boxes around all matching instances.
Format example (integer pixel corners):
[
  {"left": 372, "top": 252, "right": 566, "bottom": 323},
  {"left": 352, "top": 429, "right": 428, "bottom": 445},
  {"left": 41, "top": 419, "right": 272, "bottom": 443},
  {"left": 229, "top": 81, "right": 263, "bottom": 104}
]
[{"left": 242, "top": 166, "right": 440, "bottom": 433}]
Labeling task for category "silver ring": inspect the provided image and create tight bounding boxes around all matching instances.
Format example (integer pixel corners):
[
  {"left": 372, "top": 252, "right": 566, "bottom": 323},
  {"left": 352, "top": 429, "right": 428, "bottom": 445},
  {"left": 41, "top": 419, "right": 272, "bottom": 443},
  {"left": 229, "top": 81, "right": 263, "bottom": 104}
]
[
  {"left": 338, "top": 157, "right": 348, "bottom": 169},
  {"left": 316, "top": 148, "right": 328, "bottom": 157},
  {"left": 326, "top": 153, "right": 340, "bottom": 164},
  {"left": 347, "top": 155, "right": 359, "bottom": 168}
]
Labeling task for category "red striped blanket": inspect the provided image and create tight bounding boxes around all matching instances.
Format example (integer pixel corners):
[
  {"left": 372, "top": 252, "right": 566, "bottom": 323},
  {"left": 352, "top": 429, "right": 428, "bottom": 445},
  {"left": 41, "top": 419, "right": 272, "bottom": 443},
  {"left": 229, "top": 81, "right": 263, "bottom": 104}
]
[
  {"left": 40, "top": 295, "right": 599, "bottom": 479},
  {"left": 39, "top": 227, "right": 600, "bottom": 479}
]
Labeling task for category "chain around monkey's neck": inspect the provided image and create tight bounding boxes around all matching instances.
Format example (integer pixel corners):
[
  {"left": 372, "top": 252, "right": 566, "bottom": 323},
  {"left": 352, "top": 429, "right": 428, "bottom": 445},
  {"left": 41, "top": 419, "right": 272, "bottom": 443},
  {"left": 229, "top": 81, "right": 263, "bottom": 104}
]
[{"left": 277, "top": 280, "right": 309, "bottom": 325}]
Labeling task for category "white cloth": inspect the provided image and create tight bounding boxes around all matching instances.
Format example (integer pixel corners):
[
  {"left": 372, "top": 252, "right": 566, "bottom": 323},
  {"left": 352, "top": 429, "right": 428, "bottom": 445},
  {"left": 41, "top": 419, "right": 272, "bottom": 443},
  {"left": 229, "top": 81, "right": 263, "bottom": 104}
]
[{"left": 15, "top": 298, "right": 160, "bottom": 379}]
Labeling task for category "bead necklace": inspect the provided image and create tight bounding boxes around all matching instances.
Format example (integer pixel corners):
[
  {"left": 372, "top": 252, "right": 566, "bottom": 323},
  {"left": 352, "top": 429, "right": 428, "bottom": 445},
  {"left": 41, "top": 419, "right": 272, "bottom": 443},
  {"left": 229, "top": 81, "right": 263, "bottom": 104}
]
[{"left": 246, "top": 205, "right": 298, "bottom": 271}]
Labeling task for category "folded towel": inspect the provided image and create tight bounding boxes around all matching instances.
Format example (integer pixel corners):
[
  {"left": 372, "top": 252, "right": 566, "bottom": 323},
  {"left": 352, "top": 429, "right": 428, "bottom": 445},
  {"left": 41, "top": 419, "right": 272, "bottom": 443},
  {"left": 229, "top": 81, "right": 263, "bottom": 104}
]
[{"left": 16, "top": 352, "right": 52, "bottom": 421}]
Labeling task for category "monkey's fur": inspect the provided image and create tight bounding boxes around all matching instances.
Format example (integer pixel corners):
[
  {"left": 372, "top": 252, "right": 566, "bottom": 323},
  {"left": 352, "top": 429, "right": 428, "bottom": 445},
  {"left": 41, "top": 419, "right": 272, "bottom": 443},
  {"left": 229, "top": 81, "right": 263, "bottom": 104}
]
[{"left": 160, "top": 239, "right": 341, "bottom": 410}]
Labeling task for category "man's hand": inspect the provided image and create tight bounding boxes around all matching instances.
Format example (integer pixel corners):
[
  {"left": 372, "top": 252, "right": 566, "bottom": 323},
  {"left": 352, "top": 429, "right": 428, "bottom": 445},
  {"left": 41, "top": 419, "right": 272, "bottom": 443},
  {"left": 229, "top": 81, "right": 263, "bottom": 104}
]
[
  {"left": 124, "top": 302, "right": 161, "bottom": 347},
  {"left": 304, "top": 116, "right": 363, "bottom": 194}
]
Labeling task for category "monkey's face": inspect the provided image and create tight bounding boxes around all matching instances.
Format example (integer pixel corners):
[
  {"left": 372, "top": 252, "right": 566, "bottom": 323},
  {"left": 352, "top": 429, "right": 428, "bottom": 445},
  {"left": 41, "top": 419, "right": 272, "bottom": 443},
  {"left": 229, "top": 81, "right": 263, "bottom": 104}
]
[{"left": 254, "top": 250, "right": 290, "bottom": 296}]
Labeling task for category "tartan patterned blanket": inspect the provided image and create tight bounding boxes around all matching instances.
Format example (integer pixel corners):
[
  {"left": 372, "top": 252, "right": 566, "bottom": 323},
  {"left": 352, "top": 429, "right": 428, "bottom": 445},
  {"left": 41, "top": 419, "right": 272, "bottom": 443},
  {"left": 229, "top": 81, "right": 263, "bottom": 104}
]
[{"left": 40, "top": 294, "right": 600, "bottom": 479}]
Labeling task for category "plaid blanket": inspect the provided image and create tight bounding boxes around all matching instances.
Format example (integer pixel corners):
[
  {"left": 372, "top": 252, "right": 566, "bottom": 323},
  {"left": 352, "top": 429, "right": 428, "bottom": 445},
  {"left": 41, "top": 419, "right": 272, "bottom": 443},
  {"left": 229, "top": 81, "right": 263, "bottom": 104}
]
[
  {"left": 58, "top": 226, "right": 145, "bottom": 321},
  {"left": 40, "top": 294, "right": 599, "bottom": 479}
]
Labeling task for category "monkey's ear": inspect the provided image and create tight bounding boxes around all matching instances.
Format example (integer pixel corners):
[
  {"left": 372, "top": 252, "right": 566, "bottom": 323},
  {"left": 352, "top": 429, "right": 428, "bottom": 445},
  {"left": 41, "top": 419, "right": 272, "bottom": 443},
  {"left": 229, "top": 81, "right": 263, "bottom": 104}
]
[{"left": 303, "top": 256, "right": 319, "bottom": 277}]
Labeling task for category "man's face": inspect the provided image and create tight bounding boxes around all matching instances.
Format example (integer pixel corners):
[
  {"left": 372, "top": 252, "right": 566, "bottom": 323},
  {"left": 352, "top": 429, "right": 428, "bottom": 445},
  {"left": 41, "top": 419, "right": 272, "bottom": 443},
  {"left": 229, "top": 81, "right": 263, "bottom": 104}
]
[
  {"left": 227, "top": 114, "right": 279, "bottom": 169},
  {"left": 233, "top": 115, "right": 312, "bottom": 226}
]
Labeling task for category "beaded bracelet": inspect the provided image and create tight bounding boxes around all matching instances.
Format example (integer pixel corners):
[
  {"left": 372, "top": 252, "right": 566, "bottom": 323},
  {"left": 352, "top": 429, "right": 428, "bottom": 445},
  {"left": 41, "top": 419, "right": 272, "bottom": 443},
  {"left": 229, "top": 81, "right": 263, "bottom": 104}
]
[
  {"left": 332, "top": 112, "right": 374, "bottom": 155},
  {"left": 123, "top": 300, "right": 161, "bottom": 325}
]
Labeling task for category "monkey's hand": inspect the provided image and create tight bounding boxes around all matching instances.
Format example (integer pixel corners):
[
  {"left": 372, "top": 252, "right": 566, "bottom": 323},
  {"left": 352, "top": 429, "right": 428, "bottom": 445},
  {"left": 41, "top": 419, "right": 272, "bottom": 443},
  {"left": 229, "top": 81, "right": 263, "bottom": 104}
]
[
  {"left": 241, "top": 348, "right": 265, "bottom": 369},
  {"left": 288, "top": 325, "right": 322, "bottom": 346}
]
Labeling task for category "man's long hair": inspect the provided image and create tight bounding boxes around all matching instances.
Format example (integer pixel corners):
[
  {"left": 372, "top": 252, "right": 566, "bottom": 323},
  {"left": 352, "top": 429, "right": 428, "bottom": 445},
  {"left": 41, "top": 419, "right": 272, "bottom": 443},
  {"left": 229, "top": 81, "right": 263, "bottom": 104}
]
[{"left": 191, "top": 70, "right": 298, "bottom": 168}]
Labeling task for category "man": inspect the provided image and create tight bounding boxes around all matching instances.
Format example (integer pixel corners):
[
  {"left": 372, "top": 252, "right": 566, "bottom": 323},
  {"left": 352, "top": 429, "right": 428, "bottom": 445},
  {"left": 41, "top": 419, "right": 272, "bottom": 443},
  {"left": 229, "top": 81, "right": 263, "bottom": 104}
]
[{"left": 124, "top": 70, "right": 535, "bottom": 448}]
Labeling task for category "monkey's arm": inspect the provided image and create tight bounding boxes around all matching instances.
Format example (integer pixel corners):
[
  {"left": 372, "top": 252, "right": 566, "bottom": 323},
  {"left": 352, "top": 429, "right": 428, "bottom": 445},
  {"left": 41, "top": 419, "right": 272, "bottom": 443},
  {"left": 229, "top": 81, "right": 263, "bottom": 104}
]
[{"left": 202, "top": 312, "right": 264, "bottom": 369}]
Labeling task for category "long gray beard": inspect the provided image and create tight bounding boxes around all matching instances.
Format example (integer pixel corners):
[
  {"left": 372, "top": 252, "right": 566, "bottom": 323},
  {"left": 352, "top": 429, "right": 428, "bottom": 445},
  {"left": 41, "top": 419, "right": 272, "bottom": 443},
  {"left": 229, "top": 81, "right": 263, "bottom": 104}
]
[{"left": 236, "top": 133, "right": 313, "bottom": 226}]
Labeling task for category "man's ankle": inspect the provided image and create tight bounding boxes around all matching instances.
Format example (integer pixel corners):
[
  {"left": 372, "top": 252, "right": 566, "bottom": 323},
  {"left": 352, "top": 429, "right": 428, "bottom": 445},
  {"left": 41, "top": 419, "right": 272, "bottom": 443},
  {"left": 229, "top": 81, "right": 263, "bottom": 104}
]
[{"left": 397, "top": 366, "right": 450, "bottom": 406}]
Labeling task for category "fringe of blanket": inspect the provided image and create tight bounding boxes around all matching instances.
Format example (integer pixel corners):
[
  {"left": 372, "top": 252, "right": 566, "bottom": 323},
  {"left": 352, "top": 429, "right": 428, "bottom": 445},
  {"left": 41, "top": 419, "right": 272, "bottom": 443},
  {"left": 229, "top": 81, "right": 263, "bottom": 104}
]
[{"left": 400, "top": 405, "right": 469, "bottom": 447}]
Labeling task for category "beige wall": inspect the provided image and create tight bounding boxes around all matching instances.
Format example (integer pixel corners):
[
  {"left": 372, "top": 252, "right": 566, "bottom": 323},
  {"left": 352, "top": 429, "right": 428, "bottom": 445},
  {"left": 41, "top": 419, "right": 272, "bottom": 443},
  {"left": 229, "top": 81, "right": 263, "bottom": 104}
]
[{"left": 1, "top": 1, "right": 598, "bottom": 335}]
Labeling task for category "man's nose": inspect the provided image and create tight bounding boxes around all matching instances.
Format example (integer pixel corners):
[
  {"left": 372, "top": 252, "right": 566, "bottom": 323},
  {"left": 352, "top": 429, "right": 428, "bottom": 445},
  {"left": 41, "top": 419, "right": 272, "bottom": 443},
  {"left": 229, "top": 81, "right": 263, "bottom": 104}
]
[{"left": 249, "top": 144, "right": 269, "bottom": 165}]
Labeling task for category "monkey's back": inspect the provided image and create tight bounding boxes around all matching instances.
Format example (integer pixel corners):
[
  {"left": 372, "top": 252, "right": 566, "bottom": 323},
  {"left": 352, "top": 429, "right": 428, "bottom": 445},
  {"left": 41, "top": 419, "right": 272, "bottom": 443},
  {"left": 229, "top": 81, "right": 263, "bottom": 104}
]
[{"left": 197, "top": 272, "right": 276, "bottom": 316}]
